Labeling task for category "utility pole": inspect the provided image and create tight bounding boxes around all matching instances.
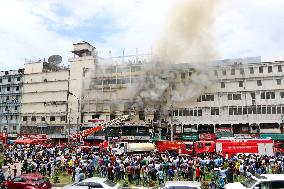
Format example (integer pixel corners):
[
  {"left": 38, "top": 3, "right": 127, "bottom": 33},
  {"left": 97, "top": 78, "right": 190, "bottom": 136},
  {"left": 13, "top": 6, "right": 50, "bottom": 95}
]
[
  {"left": 77, "top": 98, "right": 80, "bottom": 132},
  {"left": 68, "top": 108, "right": 71, "bottom": 143},
  {"left": 170, "top": 105, "right": 173, "bottom": 141},
  {"left": 158, "top": 109, "right": 161, "bottom": 140}
]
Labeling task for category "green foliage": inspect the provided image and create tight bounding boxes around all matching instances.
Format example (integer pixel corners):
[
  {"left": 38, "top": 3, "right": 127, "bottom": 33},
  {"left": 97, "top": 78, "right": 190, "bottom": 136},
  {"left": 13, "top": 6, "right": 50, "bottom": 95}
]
[
  {"left": 122, "top": 180, "right": 129, "bottom": 187},
  {"left": 52, "top": 169, "right": 60, "bottom": 183}
]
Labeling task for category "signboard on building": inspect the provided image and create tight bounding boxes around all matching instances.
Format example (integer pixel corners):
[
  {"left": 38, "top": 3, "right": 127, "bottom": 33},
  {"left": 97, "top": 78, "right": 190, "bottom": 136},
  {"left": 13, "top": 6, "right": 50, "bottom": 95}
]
[
  {"left": 93, "top": 136, "right": 105, "bottom": 140},
  {"left": 7, "top": 134, "right": 17, "bottom": 138},
  {"left": 182, "top": 134, "right": 199, "bottom": 141},
  {"left": 134, "top": 136, "right": 150, "bottom": 140},
  {"left": 175, "top": 126, "right": 182, "bottom": 133},
  {"left": 199, "top": 133, "right": 215, "bottom": 140},
  {"left": 150, "top": 135, "right": 166, "bottom": 141},
  {"left": 234, "top": 134, "right": 260, "bottom": 138},
  {"left": 216, "top": 132, "right": 233, "bottom": 138},
  {"left": 120, "top": 136, "right": 134, "bottom": 140},
  {"left": 183, "top": 127, "right": 192, "bottom": 133},
  {"left": 261, "top": 133, "right": 284, "bottom": 141}
]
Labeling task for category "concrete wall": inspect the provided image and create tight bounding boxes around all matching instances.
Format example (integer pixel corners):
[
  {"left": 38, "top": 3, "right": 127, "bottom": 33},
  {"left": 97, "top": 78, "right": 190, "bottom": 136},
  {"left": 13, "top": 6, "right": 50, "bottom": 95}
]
[{"left": 20, "top": 62, "right": 69, "bottom": 134}]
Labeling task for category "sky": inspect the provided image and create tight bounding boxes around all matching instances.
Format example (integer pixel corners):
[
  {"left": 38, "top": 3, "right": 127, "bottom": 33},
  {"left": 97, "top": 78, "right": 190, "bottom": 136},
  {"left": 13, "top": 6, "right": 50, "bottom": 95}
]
[{"left": 0, "top": 0, "right": 284, "bottom": 70}]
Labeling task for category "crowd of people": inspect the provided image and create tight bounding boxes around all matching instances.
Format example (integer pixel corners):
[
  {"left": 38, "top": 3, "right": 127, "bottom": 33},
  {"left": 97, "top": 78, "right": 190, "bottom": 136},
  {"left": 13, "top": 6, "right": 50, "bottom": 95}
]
[{"left": 1, "top": 142, "right": 284, "bottom": 188}]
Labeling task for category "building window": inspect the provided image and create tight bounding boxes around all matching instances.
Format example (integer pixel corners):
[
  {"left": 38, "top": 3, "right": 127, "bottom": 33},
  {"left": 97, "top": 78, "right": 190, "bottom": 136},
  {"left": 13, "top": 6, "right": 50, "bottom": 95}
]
[
  {"left": 268, "top": 66, "right": 273, "bottom": 73},
  {"left": 233, "top": 93, "right": 242, "bottom": 100},
  {"left": 197, "top": 109, "right": 202, "bottom": 116},
  {"left": 257, "top": 105, "right": 261, "bottom": 114},
  {"left": 257, "top": 80, "right": 262, "bottom": 86},
  {"left": 240, "top": 68, "right": 244, "bottom": 74},
  {"left": 228, "top": 94, "right": 232, "bottom": 100},
  {"left": 277, "top": 79, "right": 281, "bottom": 85},
  {"left": 231, "top": 69, "right": 235, "bottom": 75},
  {"left": 281, "top": 92, "right": 284, "bottom": 98},
  {"left": 267, "top": 106, "right": 272, "bottom": 114},
  {"left": 261, "top": 92, "right": 265, "bottom": 99},
  {"left": 5, "top": 71, "right": 8, "bottom": 75},
  {"left": 272, "top": 106, "right": 276, "bottom": 114},
  {"left": 261, "top": 92, "right": 275, "bottom": 99},
  {"left": 239, "top": 81, "right": 244, "bottom": 87},
  {"left": 0, "top": 78, "right": 2, "bottom": 83},
  {"left": 23, "top": 116, "right": 27, "bottom": 121},
  {"left": 251, "top": 93, "right": 256, "bottom": 99},
  {"left": 262, "top": 106, "right": 266, "bottom": 114},
  {"left": 228, "top": 107, "right": 241, "bottom": 115},
  {"left": 267, "top": 92, "right": 275, "bottom": 99},
  {"left": 277, "top": 106, "right": 281, "bottom": 114},
  {"left": 211, "top": 107, "right": 219, "bottom": 115},
  {"left": 17, "top": 77, "right": 20, "bottom": 81},
  {"left": 181, "top": 73, "right": 185, "bottom": 79},
  {"left": 249, "top": 67, "right": 254, "bottom": 74},
  {"left": 50, "top": 116, "right": 55, "bottom": 121},
  {"left": 10, "top": 115, "right": 13, "bottom": 120},
  {"left": 259, "top": 66, "right": 263, "bottom": 73},
  {"left": 16, "top": 86, "right": 19, "bottom": 91},
  {"left": 60, "top": 116, "right": 66, "bottom": 121},
  {"left": 221, "top": 82, "right": 225, "bottom": 88},
  {"left": 41, "top": 117, "right": 45, "bottom": 122},
  {"left": 214, "top": 70, "right": 218, "bottom": 76},
  {"left": 197, "top": 96, "right": 201, "bottom": 102},
  {"left": 278, "top": 65, "right": 282, "bottom": 72},
  {"left": 201, "top": 94, "right": 214, "bottom": 101},
  {"left": 14, "top": 106, "right": 17, "bottom": 110},
  {"left": 183, "top": 109, "right": 189, "bottom": 116},
  {"left": 243, "top": 107, "right": 247, "bottom": 114},
  {"left": 7, "top": 87, "right": 10, "bottom": 91},
  {"left": 31, "top": 116, "right": 36, "bottom": 121},
  {"left": 8, "top": 77, "right": 11, "bottom": 82},
  {"left": 222, "top": 69, "right": 226, "bottom": 76},
  {"left": 174, "top": 73, "right": 177, "bottom": 79},
  {"left": 229, "top": 107, "right": 233, "bottom": 115}
]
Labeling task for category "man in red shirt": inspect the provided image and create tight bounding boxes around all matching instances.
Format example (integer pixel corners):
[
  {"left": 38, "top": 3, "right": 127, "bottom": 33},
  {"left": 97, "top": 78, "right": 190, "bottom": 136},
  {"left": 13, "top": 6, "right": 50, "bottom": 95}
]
[{"left": 195, "top": 166, "right": 201, "bottom": 181}]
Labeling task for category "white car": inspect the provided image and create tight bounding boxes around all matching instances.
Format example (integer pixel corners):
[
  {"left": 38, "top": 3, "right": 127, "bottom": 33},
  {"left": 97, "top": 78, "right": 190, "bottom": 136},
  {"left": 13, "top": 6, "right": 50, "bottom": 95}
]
[
  {"left": 159, "top": 181, "right": 201, "bottom": 189},
  {"left": 225, "top": 174, "right": 284, "bottom": 189},
  {"left": 62, "top": 177, "right": 121, "bottom": 189}
]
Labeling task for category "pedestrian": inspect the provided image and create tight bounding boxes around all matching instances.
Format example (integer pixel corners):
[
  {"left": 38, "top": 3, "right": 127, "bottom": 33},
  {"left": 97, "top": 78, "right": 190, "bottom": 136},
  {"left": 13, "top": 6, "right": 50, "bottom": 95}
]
[
  {"left": 195, "top": 166, "right": 201, "bottom": 181},
  {"left": 142, "top": 165, "right": 149, "bottom": 187},
  {"left": 157, "top": 168, "right": 164, "bottom": 186},
  {"left": 7, "top": 166, "right": 12, "bottom": 180},
  {"left": 13, "top": 165, "right": 17, "bottom": 178}
]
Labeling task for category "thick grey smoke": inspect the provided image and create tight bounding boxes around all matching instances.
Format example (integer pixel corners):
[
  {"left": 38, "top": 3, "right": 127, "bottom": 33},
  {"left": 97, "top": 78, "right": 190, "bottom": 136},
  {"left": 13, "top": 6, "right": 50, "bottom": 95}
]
[{"left": 132, "top": 0, "right": 219, "bottom": 111}]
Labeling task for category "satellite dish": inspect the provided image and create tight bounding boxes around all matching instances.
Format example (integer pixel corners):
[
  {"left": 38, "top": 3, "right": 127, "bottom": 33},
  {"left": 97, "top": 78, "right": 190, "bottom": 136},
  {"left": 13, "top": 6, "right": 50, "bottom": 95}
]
[{"left": 48, "top": 55, "right": 62, "bottom": 65}]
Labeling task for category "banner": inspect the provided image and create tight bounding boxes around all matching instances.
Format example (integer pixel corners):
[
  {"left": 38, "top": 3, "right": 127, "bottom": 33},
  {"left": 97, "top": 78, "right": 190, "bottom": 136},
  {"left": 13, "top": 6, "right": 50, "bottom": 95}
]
[{"left": 199, "top": 133, "right": 215, "bottom": 140}]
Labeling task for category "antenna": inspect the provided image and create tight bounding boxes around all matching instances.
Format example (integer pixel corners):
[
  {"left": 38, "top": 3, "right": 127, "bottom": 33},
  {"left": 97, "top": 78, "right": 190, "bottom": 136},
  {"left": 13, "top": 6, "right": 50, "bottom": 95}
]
[{"left": 48, "top": 55, "right": 62, "bottom": 65}]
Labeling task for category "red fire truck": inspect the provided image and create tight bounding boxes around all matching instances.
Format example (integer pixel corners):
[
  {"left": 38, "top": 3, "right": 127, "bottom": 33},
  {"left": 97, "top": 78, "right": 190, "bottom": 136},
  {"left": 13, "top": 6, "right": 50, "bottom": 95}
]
[
  {"left": 216, "top": 138, "right": 274, "bottom": 157},
  {"left": 156, "top": 138, "right": 275, "bottom": 157},
  {"left": 156, "top": 140, "right": 215, "bottom": 156}
]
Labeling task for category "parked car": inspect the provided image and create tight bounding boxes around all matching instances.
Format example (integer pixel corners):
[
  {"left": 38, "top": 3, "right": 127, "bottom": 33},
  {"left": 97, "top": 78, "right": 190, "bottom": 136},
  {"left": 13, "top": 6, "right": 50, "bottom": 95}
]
[
  {"left": 159, "top": 181, "right": 201, "bottom": 189},
  {"left": 4, "top": 173, "right": 51, "bottom": 189},
  {"left": 62, "top": 177, "right": 120, "bottom": 189},
  {"left": 225, "top": 174, "right": 284, "bottom": 189}
]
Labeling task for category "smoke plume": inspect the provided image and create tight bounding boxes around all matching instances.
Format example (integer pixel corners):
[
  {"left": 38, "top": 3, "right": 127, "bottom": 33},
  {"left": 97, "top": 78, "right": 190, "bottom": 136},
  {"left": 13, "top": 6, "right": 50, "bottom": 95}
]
[{"left": 132, "top": 0, "right": 219, "bottom": 111}]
